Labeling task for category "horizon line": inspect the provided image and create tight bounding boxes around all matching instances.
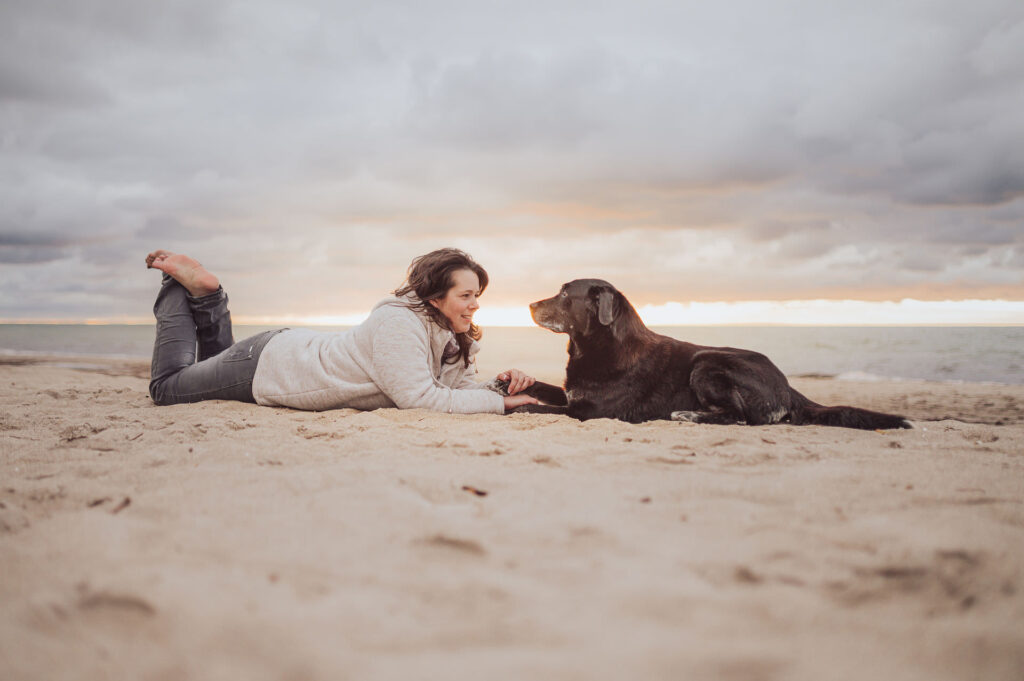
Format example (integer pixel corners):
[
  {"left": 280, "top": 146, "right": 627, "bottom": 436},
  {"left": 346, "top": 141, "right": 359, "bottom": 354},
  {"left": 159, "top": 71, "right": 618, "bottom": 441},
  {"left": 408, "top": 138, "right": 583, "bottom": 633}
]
[{"left": 3, "top": 297, "right": 1023, "bottom": 327}]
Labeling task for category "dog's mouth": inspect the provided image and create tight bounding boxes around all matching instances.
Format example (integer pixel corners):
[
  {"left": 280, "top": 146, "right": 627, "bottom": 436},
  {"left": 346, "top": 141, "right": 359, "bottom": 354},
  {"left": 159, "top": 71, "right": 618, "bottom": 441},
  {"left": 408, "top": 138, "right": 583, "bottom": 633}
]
[{"left": 530, "top": 301, "right": 566, "bottom": 333}]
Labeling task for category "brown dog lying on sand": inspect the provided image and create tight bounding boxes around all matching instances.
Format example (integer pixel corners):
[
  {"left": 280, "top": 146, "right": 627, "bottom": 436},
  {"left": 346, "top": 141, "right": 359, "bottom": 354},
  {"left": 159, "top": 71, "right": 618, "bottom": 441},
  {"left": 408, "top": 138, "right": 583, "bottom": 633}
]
[{"left": 494, "top": 279, "right": 911, "bottom": 430}]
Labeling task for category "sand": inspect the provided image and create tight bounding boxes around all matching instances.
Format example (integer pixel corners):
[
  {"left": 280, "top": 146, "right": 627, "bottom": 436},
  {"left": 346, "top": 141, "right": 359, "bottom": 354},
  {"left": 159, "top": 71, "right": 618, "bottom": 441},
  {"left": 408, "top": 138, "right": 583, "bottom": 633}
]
[{"left": 1, "top": 357, "right": 1023, "bottom": 680}]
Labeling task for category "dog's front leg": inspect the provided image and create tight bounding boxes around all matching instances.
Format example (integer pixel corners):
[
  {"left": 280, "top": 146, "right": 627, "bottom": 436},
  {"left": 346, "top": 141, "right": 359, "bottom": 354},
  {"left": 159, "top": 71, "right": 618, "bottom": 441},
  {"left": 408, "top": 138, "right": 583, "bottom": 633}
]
[
  {"left": 485, "top": 378, "right": 568, "bottom": 406},
  {"left": 507, "top": 403, "right": 570, "bottom": 416},
  {"left": 524, "top": 381, "right": 568, "bottom": 406}
]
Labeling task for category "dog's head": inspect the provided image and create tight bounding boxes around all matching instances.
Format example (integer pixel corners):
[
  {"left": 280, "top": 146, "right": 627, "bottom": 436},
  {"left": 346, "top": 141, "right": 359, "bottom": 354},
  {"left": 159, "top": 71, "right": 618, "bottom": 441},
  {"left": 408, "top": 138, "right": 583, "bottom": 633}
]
[{"left": 529, "top": 279, "right": 630, "bottom": 339}]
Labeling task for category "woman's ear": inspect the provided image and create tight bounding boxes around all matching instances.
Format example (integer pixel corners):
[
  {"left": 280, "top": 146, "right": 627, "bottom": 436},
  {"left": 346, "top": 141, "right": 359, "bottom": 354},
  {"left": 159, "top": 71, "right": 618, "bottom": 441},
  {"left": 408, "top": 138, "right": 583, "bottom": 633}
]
[{"left": 427, "top": 298, "right": 439, "bottom": 310}]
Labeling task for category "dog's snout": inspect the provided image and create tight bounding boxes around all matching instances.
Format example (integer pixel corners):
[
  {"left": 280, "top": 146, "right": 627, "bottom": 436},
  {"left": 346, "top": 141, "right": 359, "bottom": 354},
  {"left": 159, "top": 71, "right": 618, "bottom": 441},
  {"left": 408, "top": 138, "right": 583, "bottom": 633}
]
[{"left": 529, "top": 301, "right": 539, "bottom": 310}]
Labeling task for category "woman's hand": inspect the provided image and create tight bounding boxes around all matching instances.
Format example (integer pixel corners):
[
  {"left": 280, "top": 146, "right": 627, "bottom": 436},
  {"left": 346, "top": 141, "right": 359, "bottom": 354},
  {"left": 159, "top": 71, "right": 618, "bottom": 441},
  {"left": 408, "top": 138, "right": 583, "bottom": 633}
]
[
  {"left": 497, "top": 368, "right": 536, "bottom": 395},
  {"left": 504, "top": 393, "right": 539, "bottom": 411}
]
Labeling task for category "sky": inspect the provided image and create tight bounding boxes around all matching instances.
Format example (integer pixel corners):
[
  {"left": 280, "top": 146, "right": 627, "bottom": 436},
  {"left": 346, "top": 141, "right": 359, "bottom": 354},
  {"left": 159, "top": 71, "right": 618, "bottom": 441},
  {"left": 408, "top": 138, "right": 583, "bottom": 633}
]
[{"left": 2, "top": 0, "right": 1023, "bottom": 325}]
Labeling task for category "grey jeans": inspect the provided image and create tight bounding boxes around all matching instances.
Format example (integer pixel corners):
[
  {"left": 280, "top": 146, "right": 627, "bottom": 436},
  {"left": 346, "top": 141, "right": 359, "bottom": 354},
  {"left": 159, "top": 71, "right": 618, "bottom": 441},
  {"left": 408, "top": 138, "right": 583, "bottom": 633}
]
[{"left": 149, "top": 275, "right": 283, "bottom": 405}]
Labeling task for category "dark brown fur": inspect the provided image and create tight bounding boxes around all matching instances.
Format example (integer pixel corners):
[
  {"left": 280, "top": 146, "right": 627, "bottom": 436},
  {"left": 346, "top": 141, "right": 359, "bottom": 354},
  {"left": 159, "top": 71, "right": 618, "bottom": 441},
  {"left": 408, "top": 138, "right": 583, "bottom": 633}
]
[{"left": 510, "top": 279, "right": 911, "bottom": 430}]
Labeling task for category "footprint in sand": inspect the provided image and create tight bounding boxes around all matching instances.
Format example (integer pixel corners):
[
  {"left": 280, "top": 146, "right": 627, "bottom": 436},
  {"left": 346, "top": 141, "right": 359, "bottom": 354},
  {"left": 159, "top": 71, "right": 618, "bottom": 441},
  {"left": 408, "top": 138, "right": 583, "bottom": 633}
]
[
  {"left": 825, "top": 549, "right": 1010, "bottom": 613},
  {"left": 40, "top": 389, "right": 79, "bottom": 400},
  {"left": 59, "top": 423, "right": 107, "bottom": 442}
]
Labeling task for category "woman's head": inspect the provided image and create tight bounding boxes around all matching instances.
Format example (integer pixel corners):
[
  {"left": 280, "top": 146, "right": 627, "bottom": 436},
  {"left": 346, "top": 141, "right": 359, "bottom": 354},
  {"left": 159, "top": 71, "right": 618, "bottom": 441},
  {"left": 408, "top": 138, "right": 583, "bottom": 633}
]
[
  {"left": 427, "top": 267, "right": 481, "bottom": 334},
  {"left": 393, "top": 248, "right": 490, "bottom": 363}
]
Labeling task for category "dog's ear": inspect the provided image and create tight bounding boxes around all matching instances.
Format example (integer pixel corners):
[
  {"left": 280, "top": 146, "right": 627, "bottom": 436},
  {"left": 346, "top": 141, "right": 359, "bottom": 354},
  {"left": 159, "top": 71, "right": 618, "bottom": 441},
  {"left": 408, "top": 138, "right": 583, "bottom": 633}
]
[{"left": 597, "top": 289, "right": 616, "bottom": 326}]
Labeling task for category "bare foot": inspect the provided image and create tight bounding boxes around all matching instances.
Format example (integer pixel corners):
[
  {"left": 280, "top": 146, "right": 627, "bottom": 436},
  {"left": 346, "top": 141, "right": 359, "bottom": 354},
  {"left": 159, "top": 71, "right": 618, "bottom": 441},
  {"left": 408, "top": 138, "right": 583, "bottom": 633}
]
[
  {"left": 146, "top": 250, "right": 220, "bottom": 297},
  {"left": 145, "top": 249, "right": 173, "bottom": 269}
]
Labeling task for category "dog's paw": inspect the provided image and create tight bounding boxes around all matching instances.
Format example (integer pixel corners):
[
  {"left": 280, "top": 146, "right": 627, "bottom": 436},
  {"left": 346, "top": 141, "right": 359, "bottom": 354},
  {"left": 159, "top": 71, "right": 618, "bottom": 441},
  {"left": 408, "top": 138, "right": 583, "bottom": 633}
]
[
  {"left": 670, "top": 410, "right": 701, "bottom": 423},
  {"left": 483, "top": 378, "right": 511, "bottom": 397}
]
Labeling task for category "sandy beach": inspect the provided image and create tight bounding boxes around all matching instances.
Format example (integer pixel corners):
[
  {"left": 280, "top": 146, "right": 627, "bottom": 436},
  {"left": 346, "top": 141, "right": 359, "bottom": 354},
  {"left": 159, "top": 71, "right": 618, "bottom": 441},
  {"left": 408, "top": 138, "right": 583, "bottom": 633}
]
[{"left": 1, "top": 357, "right": 1022, "bottom": 680}]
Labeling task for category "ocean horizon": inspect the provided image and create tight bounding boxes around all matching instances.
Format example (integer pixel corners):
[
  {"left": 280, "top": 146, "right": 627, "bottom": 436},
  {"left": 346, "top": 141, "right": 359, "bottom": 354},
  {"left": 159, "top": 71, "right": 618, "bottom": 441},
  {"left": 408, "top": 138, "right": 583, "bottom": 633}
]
[{"left": 2, "top": 323, "right": 1022, "bottom": 385}]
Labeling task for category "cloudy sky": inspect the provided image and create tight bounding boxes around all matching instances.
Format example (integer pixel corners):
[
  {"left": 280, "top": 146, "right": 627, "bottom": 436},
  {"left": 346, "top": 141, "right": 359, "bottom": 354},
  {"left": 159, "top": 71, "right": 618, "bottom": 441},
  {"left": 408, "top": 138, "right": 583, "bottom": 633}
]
[{"left": 2, "top": 0, "right": 1023, "bottom": 324}]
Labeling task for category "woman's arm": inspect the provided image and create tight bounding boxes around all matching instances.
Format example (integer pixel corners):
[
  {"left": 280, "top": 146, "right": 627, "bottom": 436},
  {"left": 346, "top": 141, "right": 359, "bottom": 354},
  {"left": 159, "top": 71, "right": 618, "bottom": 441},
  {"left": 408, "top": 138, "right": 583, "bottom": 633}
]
[
  {"left": 503, "top": 393, "right": 540, "bottom": 410},
  {"left": 444, "top": 341, "right": 557, "bottom": 408}
]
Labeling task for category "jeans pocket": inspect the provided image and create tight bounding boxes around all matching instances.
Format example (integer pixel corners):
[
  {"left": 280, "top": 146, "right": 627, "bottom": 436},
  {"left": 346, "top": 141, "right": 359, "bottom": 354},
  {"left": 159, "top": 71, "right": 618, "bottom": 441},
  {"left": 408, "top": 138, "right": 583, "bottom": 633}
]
[{"left": 221, "top": 341, "right": 256, "bottom": 363}]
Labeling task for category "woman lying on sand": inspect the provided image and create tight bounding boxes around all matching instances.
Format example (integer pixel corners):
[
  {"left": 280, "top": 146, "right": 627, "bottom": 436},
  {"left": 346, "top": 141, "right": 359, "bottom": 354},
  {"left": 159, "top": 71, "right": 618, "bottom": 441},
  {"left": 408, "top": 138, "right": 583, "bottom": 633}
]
[{"left": 146, "top": 248, "right": 539, "bottom": 414}]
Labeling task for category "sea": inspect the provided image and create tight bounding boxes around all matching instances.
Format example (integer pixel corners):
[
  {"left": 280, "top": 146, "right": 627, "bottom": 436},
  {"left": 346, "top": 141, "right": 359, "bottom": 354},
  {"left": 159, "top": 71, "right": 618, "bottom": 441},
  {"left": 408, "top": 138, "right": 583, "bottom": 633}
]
[{"left": 1, "top": 324, "right": 1022, "bottom": 385}]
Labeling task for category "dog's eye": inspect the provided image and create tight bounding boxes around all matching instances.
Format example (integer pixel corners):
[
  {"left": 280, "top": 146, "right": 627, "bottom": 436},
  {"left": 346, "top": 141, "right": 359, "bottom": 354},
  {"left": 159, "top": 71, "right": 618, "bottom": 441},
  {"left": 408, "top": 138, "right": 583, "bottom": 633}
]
[{"left": 560, "top": 291, "right": 568, "bottom": 298}]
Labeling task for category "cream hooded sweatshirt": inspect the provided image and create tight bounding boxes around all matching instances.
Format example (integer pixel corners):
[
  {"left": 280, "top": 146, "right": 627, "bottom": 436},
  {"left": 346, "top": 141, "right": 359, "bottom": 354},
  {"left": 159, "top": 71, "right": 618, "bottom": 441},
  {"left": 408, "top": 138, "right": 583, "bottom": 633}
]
[{"left": 251, "top": 296, "right": 505, "bottom": 414}]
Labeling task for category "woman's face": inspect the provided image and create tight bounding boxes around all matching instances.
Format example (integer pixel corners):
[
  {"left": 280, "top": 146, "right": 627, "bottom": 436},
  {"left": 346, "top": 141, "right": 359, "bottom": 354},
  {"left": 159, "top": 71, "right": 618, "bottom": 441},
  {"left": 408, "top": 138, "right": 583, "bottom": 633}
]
[{"left": 429, "top": 268, "right": 481, "bottom": 334}]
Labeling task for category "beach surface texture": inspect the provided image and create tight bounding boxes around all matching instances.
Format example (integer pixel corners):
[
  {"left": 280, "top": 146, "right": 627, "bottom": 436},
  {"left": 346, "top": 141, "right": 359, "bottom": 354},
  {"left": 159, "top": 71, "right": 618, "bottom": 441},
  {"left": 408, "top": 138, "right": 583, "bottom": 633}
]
[{"left": 2, "top": 357, "right": 1023, "bottom": 680}]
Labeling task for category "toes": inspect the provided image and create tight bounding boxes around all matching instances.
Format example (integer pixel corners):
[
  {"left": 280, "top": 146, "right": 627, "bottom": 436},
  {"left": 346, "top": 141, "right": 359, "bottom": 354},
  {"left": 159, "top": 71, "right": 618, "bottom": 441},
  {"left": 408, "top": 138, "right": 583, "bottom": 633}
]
[
  {"left": 145, "top": 249, "right": 173, "bottom": 268},
  {"left": 670, "top": 410, "right": 701, "bottom": 422},
  {"left": 148, "top": 255, "right": 174, "bottom": 273}
]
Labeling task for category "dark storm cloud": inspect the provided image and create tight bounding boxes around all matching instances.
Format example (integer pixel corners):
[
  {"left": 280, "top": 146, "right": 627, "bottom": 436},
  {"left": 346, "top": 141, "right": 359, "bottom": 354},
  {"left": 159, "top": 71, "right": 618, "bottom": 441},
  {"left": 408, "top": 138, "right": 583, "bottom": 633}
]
[
  {"left": 0, "top": 246, "right": 69, "bottom": 265},
  {"left": 1, "top": 0, "right": 1022, "bottom": 319},
  {"left": 0, "top": 61, "right": 111, "bottom": 108},
  {"left": 0, "top": 232, "right": 74, "bottom": 247}
]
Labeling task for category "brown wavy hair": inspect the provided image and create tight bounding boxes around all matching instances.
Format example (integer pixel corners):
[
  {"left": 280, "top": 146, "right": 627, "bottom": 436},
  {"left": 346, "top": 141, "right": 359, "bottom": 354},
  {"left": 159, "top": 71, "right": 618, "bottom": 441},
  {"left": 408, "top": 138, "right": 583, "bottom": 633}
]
[{"left": 393, "top": 248, "right": 489, "bottom": 367}]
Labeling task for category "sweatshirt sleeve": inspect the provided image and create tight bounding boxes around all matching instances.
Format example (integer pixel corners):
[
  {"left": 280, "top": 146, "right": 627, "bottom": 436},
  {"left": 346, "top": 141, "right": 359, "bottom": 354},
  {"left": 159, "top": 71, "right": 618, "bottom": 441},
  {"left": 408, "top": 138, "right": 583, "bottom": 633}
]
[{"left": 370, "top": 314, "right": 505, "bottom": 414}]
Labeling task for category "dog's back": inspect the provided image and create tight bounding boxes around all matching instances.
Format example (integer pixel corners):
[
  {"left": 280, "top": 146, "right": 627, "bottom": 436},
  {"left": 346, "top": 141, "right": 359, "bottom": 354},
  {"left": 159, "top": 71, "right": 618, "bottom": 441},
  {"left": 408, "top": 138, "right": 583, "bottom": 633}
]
[{"left": 529, "top": 279, "right": 911, "bottom": 430}]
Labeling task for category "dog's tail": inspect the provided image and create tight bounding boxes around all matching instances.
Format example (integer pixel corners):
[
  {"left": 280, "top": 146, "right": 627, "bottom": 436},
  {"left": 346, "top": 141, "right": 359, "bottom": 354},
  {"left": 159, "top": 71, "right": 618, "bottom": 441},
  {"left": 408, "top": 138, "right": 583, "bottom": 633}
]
[{"left": 790, "top": 391, "right": 912, "bottom": 430}]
